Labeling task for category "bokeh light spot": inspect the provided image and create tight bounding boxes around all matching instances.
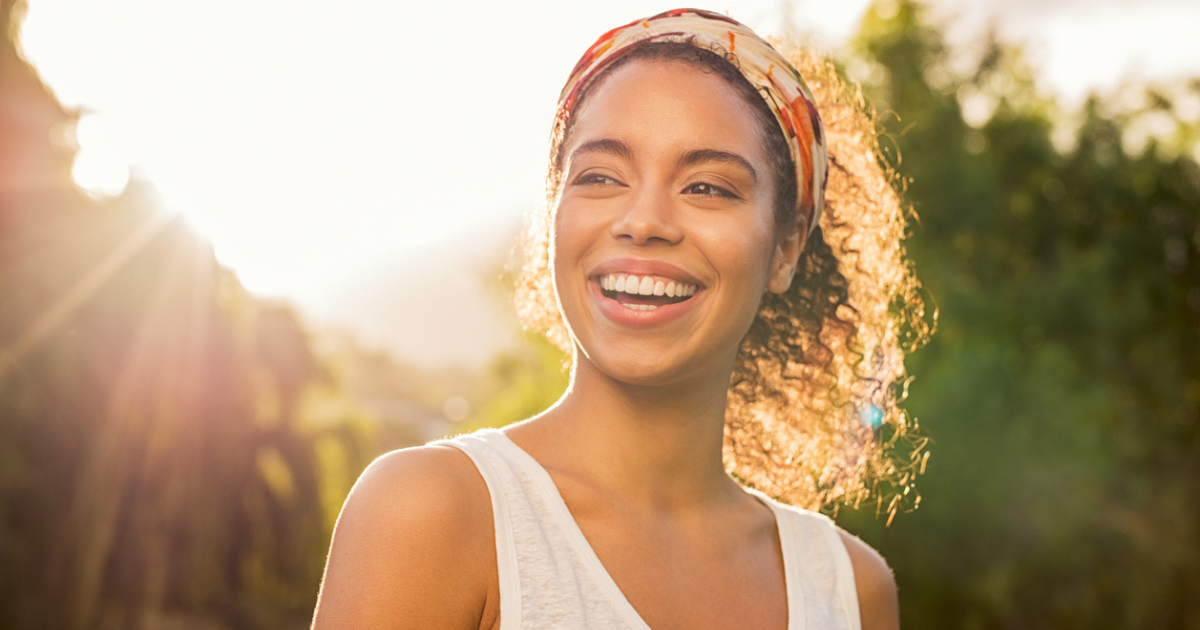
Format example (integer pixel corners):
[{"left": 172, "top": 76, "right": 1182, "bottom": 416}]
[
  {"left": 443, "top": 396, "right": 471, "bottom": 422},
  {"left": 860, "top": 404, "right": 884, "bottom": 429}
]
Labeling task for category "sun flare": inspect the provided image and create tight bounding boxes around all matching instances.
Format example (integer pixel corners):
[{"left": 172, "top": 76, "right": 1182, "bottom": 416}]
[{"left": 71, "top": 114, "right": 130, "bottom": 198}]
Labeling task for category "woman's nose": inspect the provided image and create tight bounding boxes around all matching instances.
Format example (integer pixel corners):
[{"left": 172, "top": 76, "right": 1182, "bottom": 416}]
[{"left": 610, "top": 187, "right": 684, "bottom": 245}]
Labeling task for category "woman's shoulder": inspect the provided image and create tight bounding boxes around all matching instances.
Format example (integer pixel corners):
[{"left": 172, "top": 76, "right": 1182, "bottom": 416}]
[
  {"left": 349, "top": 443, "right": 491, "bottom": 527},
  {"left": 327, "top": 442, "right": 494, "bottom": 553},
  {"left": 312, "top": 443, "right": 497, "bottom": 629},
  {"left": 834, "top": 528, "right": 900, "bottom": 630}
]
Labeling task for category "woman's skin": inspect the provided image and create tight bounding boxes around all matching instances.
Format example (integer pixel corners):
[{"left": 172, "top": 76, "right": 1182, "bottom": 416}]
[{"left": 311, "top": 59, "right": 900, "bottom": 630}]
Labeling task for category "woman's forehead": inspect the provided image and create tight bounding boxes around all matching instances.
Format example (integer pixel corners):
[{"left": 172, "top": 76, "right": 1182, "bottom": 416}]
[{"left": 565, "top": 59, "right": 767, "bottom": 163}]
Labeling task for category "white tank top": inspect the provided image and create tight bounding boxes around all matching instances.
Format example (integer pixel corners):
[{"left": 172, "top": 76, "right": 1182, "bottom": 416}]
[{"left": 440, "top": 429, "right": 862, "bottom": 630}]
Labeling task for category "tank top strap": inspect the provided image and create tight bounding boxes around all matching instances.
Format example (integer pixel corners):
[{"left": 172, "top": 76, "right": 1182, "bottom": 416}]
[
  {"left": 757, "top": 495, "right": 863, "bottom": 630},
  {"left": 437, "top": 431, "right": 526, "bottom": 628},
  {"left": 438, "top": 429, "right": 649, "bottom": 629}
]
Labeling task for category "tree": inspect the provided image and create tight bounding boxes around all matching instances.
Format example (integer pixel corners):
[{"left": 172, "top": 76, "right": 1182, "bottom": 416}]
[
  {"left": 838, "top": 1, "right": 1200, "bottom": 627},
  {"left": 0, "top": 2, "right": 375, "bottom": 626}
]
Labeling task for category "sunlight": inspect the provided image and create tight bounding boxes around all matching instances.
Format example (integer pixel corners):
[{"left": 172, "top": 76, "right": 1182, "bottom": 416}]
[
  {"left": 0, "top": 210, "right": 176, "bottom": 381},
  {"left": 71, "top": 113, "right": 129, "bottom": 198},
  {"left": 18, "top": 0, "right": 1200, "bottom": 312},
  {"left": 19, "top": 0, "right": 816, "bottom": 306}
]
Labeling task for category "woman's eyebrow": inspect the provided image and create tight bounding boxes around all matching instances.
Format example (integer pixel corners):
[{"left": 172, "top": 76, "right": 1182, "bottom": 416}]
[
  {"left": 568, "top": 138, "right": 634, "bottom": 164},
  {"left": 678, "top": 149, "right": 757, "bottom": 183}
]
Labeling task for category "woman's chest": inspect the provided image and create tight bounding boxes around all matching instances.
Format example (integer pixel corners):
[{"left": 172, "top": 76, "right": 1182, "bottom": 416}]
[{"left": 569, "top": 506, "right": 790, "bottom": 630}]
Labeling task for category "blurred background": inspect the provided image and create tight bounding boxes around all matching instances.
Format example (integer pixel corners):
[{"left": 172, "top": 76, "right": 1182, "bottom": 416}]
[{"left": 1, "top": 0, "right": 1198, "bottom": 627}]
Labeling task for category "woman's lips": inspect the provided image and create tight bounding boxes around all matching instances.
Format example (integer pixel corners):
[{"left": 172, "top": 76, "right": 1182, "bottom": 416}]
[
  {"left": 588, "top": 258, "right": 704, "bottom": 288},
  {"left": 589, "top": 276, "right": 703, "bottom": 326},
  {"left": 585, "top": 258, "right": 706, "bottom": 326}
]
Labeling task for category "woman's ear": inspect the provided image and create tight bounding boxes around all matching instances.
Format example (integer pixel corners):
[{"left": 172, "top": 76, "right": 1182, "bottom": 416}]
[{"left": 767, "top": 215, "right": 807, "bottom": 294}]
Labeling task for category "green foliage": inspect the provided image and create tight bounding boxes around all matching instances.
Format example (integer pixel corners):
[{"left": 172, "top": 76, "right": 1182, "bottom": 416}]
[
  {"left": 0, "top": 189, "right": 379, "bottom": 628},
  {"left": 467, "top": 331, "right": 570, "bottom": 431},
  {"left": 837, "top": 1, "right": 1200, "bottom": 627}
]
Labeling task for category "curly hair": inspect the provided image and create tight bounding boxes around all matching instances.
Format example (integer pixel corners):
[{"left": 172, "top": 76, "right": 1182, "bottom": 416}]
[{"left": 514, "top": 43, "right": 933, "bottom": 516}]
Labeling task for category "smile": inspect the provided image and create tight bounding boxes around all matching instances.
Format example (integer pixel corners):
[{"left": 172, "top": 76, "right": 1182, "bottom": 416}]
[
  {"left": 586, "top": 259, "right": 706, "bottom": 324},
  {"left": 598, "top": 273, "right": 699, "bottom": 311},
  {"left": 590, "top": 274, "right": 704, "bottom": 320}
]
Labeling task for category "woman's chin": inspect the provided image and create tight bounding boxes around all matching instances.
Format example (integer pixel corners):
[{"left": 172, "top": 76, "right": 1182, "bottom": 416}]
[{"left": 576, "top": 345, "right": 719, "bottom": 392}]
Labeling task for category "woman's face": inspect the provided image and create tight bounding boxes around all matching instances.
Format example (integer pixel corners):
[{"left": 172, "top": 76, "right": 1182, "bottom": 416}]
[{"left": 551, "top": 58, "right": 802, "bottom": 388}]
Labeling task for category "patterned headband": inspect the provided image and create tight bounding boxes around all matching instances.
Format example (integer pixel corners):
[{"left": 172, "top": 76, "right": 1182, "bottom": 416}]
[{"left": 557, "top": 8, "right": 827, "bottom": 233}]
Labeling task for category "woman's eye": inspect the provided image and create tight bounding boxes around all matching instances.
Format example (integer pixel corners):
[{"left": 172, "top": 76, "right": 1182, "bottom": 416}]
[
  {"left": 683, "top": 182, "right": 738, "bottom": 199},
  {"left": 575, "top": 173, "right": 621, "bottom": 186}
]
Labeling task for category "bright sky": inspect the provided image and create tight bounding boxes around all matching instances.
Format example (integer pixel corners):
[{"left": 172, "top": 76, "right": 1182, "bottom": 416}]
[
  {"left": 18, "top": 0, "right": 865, "bottom": 306},
  {"left": 19, "top": 0, "right": 1200, "bottom": 311}
]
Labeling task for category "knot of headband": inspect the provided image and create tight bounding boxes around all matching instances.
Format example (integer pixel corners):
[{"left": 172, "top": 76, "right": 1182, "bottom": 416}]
[{"left": 557, "top": 8, "right": 828, "bottom": 234}]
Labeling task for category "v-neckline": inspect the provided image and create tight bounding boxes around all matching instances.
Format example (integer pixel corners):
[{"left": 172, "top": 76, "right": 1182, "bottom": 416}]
[{"left": 488, "top": 430, "right": 802, "bottom": 630}]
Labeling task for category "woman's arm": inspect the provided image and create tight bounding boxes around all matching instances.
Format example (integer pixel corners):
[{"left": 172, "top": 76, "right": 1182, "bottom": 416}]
[
  {"left": 311, "top": 446, "right": 498, "bottom": 630},
  {"left": 837, "top": 530, "right": 901, "bottom": 630}
]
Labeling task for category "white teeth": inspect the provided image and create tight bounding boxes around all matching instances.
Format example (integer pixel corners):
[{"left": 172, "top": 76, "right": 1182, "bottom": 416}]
[
  {"left": 598, "top": 273, "right": 698, "bottom": 298},
  {"left": 620, "top": 303, "right": 658, "bottom": 311},
  {"left": 623, "top": 276, "right": 640, "bottom": 295}
]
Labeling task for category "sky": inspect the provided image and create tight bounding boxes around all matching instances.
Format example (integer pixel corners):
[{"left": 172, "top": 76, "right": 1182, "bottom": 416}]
[{"left": 17, "top": 0, "right": 1200, "bottom": 364}]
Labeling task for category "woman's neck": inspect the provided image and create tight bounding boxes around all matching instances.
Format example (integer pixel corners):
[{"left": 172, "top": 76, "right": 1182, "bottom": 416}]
[{"left": 511, "top": 355, "right": 742, "bottom": 511}]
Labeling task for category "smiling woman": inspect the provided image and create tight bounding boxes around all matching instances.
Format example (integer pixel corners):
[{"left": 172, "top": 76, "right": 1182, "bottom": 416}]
[{"left": 311, "top": 8, "right": 928, "bottom": 630}]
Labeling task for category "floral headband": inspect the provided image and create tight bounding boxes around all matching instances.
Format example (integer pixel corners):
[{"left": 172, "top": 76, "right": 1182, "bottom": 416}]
[{"left": 557, "top": 8, "right": 828, "bottom": 233}]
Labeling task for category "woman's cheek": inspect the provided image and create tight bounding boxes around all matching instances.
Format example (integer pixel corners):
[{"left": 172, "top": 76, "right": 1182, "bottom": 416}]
[{"left": 701, "top": 222, "right": 775, "bottom": 284}]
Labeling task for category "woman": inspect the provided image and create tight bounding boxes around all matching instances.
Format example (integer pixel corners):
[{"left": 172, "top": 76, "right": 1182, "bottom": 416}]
[{"left": 313, "top": 8, "right": 926, "bottom": 629}]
